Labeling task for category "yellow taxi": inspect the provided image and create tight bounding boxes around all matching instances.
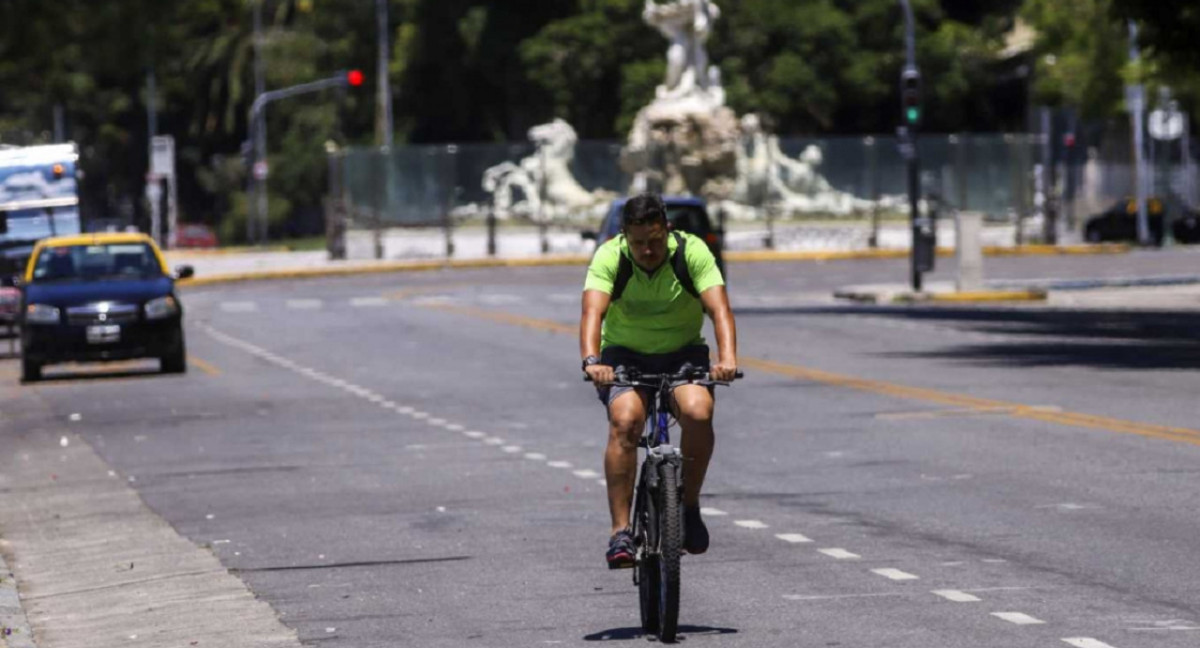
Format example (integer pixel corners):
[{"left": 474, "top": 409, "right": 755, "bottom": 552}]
[{"left": 19, "top": 232, "right": 194, "bottom": 382}]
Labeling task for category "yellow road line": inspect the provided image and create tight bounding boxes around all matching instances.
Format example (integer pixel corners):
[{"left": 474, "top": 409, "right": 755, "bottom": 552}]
[
  {"left": 187, "top": 355, "right": 222, "bottom": 376},
  {"left": 414, "top": 303, "right": 1200, "bottom": 448}
]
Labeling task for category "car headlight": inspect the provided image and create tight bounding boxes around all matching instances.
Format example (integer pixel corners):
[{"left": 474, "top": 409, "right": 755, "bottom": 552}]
[
  {"left": 25, "top": 303, "right": 61, "bottom": 325},
  {"left": 144, "top": 296, "right": 179, "bottom": 320}
]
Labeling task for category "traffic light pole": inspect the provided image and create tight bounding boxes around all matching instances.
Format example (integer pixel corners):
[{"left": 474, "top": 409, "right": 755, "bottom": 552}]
[
  {"left": 898, "top": 0, "right": 929, "bottom": 292},
  {"left": 247, "top": 72, "right": 360, "bottom": 244}
]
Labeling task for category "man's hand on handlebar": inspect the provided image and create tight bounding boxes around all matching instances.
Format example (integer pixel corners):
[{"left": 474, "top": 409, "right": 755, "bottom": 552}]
[
  {"left": 710, "top": 360, "right": 738, "bottom": 382},
  {"left": 585, "top": 363, "right": 616, "bottom": 385}
]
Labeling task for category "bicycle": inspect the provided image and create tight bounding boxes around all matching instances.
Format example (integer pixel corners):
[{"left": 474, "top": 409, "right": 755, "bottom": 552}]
[{"left": 589, "top": 366, "right": 741, "bottom": 643}]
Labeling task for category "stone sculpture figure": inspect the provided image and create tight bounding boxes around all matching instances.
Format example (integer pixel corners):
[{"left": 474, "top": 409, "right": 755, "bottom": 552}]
[
  {"left": 643, "top": 0, "right": 722, "bottom": 104},
  {"left": 482, "top": 119, "right": 613, "bottom": 222}
]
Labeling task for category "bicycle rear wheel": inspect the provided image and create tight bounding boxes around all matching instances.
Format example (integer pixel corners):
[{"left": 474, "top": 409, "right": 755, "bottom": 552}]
[{"left": 656, "top": 461, "right": 683, "bottom": 642}]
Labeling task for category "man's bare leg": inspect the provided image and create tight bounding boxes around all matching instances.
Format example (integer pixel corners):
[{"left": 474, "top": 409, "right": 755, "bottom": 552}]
[
  {"left": 673, "top": 384, "right": 715, "bottom": 507},
  {"left": 605, "top": 389, "right": 649, "bottom": 535}
]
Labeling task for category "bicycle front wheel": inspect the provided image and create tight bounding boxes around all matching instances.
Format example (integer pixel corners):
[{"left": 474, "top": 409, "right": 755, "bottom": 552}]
[{"left": 656, "top": 461, "right": 683, "bottom": 642}]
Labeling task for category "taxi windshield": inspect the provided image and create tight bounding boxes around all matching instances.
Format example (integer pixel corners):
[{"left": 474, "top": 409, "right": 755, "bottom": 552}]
[{"left": 32, "top": 243, "right": 162, "bottom": 282}]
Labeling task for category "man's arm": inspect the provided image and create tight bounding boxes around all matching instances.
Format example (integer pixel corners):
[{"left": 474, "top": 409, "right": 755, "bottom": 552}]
[
  {"left": 581, "top": 289, "right": 614, "bottom": 384},
  {"left": 700, "top": 285, "right": 738, "bottom": 381}
]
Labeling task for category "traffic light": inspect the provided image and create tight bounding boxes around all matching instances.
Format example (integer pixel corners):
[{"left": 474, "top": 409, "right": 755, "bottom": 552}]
[
  {"left": 900, "top": 68, "right": 921, "bottom": 127},
  {"left": 345, "top": 69, "right": 364, "bottom": 88}
]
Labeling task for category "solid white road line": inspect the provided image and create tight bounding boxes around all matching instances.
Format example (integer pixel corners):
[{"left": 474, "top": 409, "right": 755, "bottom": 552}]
[
  {"left": 350, "top": 297, "right": 388, "bottom": 307},
  {"left": 775, "top": 533, "right": 813, "bottom": 544},
  {"left": 818, "top": 548, "right": 861, "bottom": 560},
  {"left": 1062, "top": 639, "right": 1119, "bottom": 648},
  {"left": 992, "top": 612, "right": 1045, "bottom": 625},
  {"left": 700, "top": 507, "right": 727, "bottom": 516},
  {"left": 932, "top": 589, "right": 982, "bottom": 602},
  {"left": 871, "top": 568, "right": 919, "bottom": 581},
  {"left": 734, "top": 520, "right": 769, "bottom": 529},
  {"left": 286, "top": 299, "right": 322, "bottom": 309}
]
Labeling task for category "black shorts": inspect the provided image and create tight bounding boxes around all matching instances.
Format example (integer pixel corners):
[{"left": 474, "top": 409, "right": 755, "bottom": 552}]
[{"left": 596, "top": 344, "right": 712, "bottom": 409}]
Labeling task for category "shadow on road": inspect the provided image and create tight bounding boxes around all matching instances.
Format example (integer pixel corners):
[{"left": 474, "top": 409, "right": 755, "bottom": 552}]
[
  {"left": 32, "top": 366, "right": 168, "bottom": 384},
  {"left": 735, "top": 305, "right": 1200, "bottom": 371},
  {"left": 583, "top": 625, "right": 739, "bottom": 642}
]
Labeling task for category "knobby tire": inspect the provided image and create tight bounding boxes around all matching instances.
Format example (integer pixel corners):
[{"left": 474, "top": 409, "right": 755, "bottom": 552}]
[{"left": 657, "top": 462, "right": 682, "bottom": 642}]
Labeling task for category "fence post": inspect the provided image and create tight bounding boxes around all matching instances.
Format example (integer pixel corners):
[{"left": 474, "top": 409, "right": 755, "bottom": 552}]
[{"left": 865, "top": 136, "right": 879, "bottom": 248}]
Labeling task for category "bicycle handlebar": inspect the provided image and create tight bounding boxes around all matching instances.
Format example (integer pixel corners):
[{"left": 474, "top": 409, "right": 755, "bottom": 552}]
[{"left": 583, "top": 368, "right": 743, "bottom": 386}]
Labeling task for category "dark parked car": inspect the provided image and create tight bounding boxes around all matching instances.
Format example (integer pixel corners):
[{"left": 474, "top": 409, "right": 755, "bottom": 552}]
[
  {"left": 18, "top": 232, "right": 193, "bottom": 382},
  {"left": 1084, "top": 198, "right": 1200, "bottom": 245},
  {"left": 583, "top": 196, "right": 725, "bottom": 273}
]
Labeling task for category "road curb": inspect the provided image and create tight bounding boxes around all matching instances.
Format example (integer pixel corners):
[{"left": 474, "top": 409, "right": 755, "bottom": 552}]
[
  {"left": 179, "top": 254, "right": 592, "bottom": 287},
  {"left": 178, "top": 243, "right": 1131, "bottom": 287},
  {"left": 727, "top": 243, "right": 1129, "bottom": 263},
  {"left": 0, "top": 547, "right": 36, "bottom": 648},
  {"left": 834, "top": 287, "right": 1048, "bottom": 304}
]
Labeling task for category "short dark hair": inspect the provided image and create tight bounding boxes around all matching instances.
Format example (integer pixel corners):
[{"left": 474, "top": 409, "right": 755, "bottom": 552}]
[{"left": 621, "top": 193, "right": 667, "bottom": 229}]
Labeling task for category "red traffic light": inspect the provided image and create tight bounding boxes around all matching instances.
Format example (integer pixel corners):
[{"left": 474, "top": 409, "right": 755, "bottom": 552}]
[{"left": 346, "top": 69, "right": 364, "bottom": 87}]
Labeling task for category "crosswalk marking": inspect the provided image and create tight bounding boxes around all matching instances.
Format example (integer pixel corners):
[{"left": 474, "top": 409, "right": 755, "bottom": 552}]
[{"left": 286, "top": 299, "right": 322, "bottom": 309}]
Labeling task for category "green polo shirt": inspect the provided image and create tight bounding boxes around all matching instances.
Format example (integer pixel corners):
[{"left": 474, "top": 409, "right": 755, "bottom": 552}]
[{"left": 584, "top": 232, "right": 725, "bottom": 354}]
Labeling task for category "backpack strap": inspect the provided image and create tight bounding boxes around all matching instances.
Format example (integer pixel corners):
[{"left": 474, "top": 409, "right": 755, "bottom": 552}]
[
  {"left": 610, "top": 252, "right": 634, "bottom": 301},
  {"left": 670, "top": 231, "right": 700, "bottom": 299},
  {"left": 610, "top": 232, "right": 698, "bottom": 301}
]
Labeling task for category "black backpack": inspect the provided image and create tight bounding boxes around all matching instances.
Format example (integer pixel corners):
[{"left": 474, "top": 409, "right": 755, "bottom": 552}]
[{"left": 610, "top": 231, "right": 699, "bottom": 302}]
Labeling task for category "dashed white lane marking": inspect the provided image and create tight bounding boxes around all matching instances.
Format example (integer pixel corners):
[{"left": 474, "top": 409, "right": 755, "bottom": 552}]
[
  {"left": 502, "top": 445, "right": 522, "bottom": 453},
  {"left": 445, "top": 424, "right": 465, "bottom": 432},
  {"left": 992, "top": 612, "right": 1045, "bottom": 625},
  {"left": 350, "top": 297, "right": 388, "bottom": 307},
  {"left": 573, "top": 469, "right": 601, "bottom": 479},
  {"left": 775, "top": 533, "right": 813, "bottom": 544},
  {"left": 427, "top": 418, "right": 447, "bottom": 426},
  {"left": 464, "top": 431, "right": 486, "bottom": 439},
  {"left": 395, "top": 406, "right": 415, "bottom": 414},
  {"left": 734, "top": 520, "right": 769, "bottom": 529},
  {"left": 478, "top": 294, "right": 524, "bottom": 305},
  {"left": 700, "top": 507, "right": 727, "bottom": 516},
  {"left": 286, "top": 299, "right": 323, "bottom": 309},
  {"left": 1062, "top": 639, "right": 1119, "bottom": 648},
  {"left": 932, "top": 589, "right": 982, "bottom": 602},
  {"left": 597, "top": 479, "right": 607, "bottom": 486},
  {"left": 818, "top": 548, "right": 861, "bottom": 560},
  {"left": 483, "top": 437, "right": 505, "bottom": 445},
  {"left": 872, "top": 568, "right": 919, "bottom": 581},
  {"left": 220, "top": 301, "right": 258, "bottom": 312},
  {"left": 411, "top": 411, "right": 429, "bottom": 419},
  {"left": 547, "top": 461, "right": 572, "bottom": 469},
  {"left": 524, "top": 452, "right": 547, "bottom": 461}
]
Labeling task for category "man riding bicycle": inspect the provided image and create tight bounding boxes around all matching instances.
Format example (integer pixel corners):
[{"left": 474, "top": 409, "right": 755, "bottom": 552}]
[{"left": 580, "top": 193, "right": 739, "bottom": 569}]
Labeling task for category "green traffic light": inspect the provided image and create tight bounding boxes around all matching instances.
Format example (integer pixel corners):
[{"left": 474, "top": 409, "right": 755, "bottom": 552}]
[{"left": 906, "top": 107, "right": 920, "bottom": 123}]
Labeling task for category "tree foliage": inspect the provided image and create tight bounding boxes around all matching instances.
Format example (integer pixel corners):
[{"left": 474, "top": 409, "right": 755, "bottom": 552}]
[{"left": 1, "top": 0, "right": 1194, "bottom": 241}]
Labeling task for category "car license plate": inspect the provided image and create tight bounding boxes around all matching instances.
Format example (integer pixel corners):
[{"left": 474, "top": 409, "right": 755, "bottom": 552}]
[{"left": 86, "top": 324, "right": 121, "bottom": 344}]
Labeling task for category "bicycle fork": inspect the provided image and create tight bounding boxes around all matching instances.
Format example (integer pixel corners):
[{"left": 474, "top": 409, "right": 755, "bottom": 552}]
[{"left": 633, "top": 445, "right": 683, "bottom": 586}]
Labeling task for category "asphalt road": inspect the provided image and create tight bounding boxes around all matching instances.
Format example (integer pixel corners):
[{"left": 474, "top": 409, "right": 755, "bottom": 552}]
[{"left": 4, "top": 250, "right": 1200, "bottom": 647}]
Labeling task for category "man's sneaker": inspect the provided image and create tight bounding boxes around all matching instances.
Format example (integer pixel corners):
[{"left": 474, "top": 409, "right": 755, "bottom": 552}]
[
  {"left": 683, "top": 506, "right": 709, "bottom": 554},
  {"left": 607, "top": 529, "right": 636, "bottom": 569}
]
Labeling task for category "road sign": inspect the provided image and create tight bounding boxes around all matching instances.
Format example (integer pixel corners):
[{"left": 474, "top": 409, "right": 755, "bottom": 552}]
[
  {"left": 1148, "top": 109, "right": 1184, "bottom": 140},
  {"left": 150, "top": 135, "right": 175, "bottom": 177},
  {"left": 253, "top": 160, "right": 269, "bottom": 181}
]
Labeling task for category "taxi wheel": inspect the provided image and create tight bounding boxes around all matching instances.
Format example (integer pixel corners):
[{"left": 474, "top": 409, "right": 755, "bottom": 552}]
[
  {"left": 161, "top": 336, "right": 187, "bottom": 374},
  {"left": 21, "top": 358, "right": 41, "bottom": 383}
]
